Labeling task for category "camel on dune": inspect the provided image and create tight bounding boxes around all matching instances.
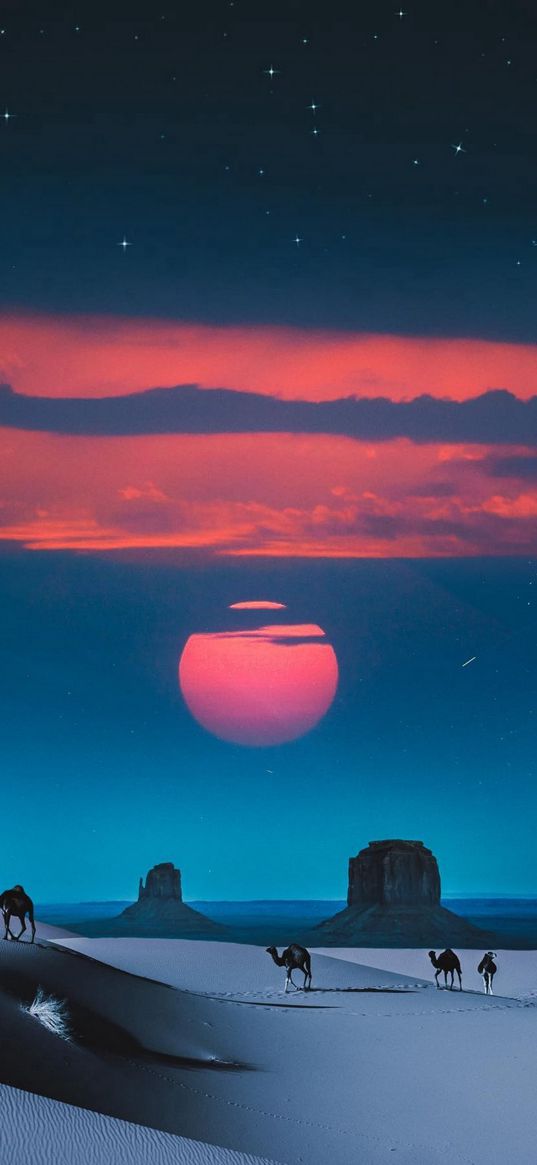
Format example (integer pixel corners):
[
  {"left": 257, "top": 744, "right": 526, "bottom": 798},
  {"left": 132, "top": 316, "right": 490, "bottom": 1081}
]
[
  {"left": 1, "top": 886, "right": 36, "bottom": 942},
  {"left": 266, "top": 944, "right": 312, "bottom": 992},
  {"left": 428, "top": 949, "right": 462, "bottom": 990},
  {"left": 478, "top": 952, "right": 497, "bottom": 995}
]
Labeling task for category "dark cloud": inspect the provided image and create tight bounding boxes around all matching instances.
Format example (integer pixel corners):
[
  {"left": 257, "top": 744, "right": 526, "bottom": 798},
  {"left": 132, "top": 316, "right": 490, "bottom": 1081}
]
[
  {"left": 0, "top": 383, "right": 536, "bottom": 445},
  {"left": 484, "top": 453, "right": 537, "bottom": 478},
  {"left": 406, "top": 481, "right": 459, "bottom": 497}
]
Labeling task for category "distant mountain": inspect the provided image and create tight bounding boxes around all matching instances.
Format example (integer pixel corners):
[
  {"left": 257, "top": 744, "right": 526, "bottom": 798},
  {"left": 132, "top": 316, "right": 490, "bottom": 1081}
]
[
  {"left": 110, "top": 862, "right": 227, "bottom": 938},
  {"left": 301, "top": 841, "right": 501, "bottom": 948}
]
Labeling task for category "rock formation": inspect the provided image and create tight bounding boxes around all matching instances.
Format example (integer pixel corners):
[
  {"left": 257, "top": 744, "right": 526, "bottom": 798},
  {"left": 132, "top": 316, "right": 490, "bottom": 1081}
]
[
  {"left": 137, "top": 862, "right": 182, "bottom": 903},
  {"left": 114, "top": 862, "right": 224, "bottom": 937},
  {"left": 347, "top": 840, "right": 440, "bottom": 909},
  {"left": 311, "top": 840, "right": 498, "bottom": 947}
]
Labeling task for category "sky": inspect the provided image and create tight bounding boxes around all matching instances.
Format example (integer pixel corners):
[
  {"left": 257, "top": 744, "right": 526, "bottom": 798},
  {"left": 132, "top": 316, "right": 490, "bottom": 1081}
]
[{"left": 0, "top": 0, "right": 536, "bottom": 900}]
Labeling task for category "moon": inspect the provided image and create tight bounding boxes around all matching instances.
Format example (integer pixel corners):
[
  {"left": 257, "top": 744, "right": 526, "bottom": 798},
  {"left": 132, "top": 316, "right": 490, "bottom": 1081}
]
[{"left": 178, "top": 602, "right": 339, "bottom": 747}]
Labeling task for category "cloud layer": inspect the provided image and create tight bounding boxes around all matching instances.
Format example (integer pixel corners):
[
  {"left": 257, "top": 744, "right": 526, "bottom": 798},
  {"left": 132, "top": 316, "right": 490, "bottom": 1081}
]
[
  {"left": 1, "top": 383, "right": 536, "bottom": 444},
  {"left": 1, "top": 313, "right": 535, "bottom": 559},
  {"left": 0, "top": 427, "right": 535, "bottom": 557},
  {"left": 3, "top": 313, "right": 537, "bottom": 401}
]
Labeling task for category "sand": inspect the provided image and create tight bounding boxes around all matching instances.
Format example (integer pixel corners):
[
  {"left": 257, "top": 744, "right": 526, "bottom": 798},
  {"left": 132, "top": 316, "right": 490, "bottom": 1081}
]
[
  {"left": 0, "top": 1085, "right": 280, "bottom": 1165},
  {"left": 312, "top": 946, "right": 537, "bottom": 999},
  {"left": 1, "top": 929, "right": 536, "bottom": 1164}
]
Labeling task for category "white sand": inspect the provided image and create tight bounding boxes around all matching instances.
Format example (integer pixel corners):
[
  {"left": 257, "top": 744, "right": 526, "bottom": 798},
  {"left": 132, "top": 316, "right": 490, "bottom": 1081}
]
[
  {"left": 312, "top": 946, "right": 537, "bottom": 999},
  {"left": 51, "top": 936, "right": 431, "bottom": 997},
  {"left": 36, "top": 920, "right": 84, "bottom": 941},
  {"left": 0, "top": 1084, "right": 279, "bottom": 1165},
  {"left": 2, "top": 934, "right": 537, "bottom": 1164}
]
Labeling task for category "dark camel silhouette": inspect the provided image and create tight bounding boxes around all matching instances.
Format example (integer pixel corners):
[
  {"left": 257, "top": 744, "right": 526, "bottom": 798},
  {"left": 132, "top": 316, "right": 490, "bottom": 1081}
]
[
  {"left": 266, "top": 944, "right": 312, "bottom": 992},
  {"left": 428, "top": 949, "right": 462, "bottom": 990},
  {"left": 477, "top": 952, "right": 497, "bottom": 995},
  {"left": 1, "top": 886, "right": 36, "bottom": 942}
]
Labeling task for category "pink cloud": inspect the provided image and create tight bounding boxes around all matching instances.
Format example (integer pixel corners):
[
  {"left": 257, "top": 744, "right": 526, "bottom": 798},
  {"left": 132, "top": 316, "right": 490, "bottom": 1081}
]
[{"left": 2, "top": 312, "right": 537, "bottom": 402}]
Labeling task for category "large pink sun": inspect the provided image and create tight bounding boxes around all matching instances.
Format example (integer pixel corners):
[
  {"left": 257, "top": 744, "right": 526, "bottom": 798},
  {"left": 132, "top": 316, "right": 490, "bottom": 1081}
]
[{"left": 178, "top": 604, "right": 338, "bottom": 746}]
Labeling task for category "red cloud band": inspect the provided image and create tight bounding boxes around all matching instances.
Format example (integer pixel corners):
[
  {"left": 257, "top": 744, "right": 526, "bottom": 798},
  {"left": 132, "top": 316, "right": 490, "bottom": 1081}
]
[
  {"left": 0, "top": 428, "right": 535, "bottom": 557},
  {"left": 2, "top": 312, "right": 537, "bottom": 402}
]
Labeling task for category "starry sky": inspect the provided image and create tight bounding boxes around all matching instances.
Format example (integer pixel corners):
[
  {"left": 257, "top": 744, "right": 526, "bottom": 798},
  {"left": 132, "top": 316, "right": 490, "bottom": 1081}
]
[{"left": 0, "top": 0, "right": 536, "bottom": 900}]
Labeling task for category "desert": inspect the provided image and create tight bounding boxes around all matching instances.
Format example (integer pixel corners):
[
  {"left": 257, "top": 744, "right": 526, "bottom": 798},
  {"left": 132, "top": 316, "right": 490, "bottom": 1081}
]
[{"left": 1, "top": 921, "right": 537, "bottom": 1165}]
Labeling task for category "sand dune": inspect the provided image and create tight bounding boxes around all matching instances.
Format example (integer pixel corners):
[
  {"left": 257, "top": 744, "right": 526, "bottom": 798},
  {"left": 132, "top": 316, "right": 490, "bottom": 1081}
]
[
  {"left": 1, "top": 931, "right": 537, "bottom": 1164},
  {"left": 51, "top": 935, "right": 432, "bottom": 997},
  {"left": 313, "top": 946, "right": 537, "bottom": 999},
  {"left": 0, "top": 1084, "right": 279, "bottom": 1165}
]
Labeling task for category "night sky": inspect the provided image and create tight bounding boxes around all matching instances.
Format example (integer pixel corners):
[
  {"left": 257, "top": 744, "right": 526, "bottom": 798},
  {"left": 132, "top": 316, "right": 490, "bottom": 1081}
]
[{"left": 0, "top": 1, "right": 536, "bottom": 901}]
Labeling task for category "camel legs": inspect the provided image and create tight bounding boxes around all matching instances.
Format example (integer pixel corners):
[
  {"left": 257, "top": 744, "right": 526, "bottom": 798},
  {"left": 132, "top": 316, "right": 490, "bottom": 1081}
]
[
  {"left": 14, "top": 916, "right": 26, "bottom": 940},
  {"left": 2, "top": 909, "right": 33, "bottom": 942},
  {"left": 3, "top": 911, "right": 17, "bottom": 940},
  {"left": 3, "top": 912, "right": 27, "bottom": 940},
  {"left": 434, "top": 970, "right": 441, "bottom": 988}
]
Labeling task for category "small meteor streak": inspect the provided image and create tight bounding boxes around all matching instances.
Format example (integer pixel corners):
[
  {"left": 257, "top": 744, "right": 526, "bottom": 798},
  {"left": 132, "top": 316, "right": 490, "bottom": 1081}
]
[{"left": 462, "top": 656, "right": 476, "bottom": 668}]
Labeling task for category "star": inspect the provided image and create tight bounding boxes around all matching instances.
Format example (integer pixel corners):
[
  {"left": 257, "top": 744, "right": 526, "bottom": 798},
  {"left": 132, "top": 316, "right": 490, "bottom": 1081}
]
[
  {"left": 3, "top": 108, "right": 14, "bottom": 122},
  {"left": 395, "top": 8, "right": 407, "bottom": 18},
  {"left": 311, "top": 127, "right": 319, "bottom": 136},
  {"left": 293, "top": 235, "right": 302, "bottom": 246},
  {"left": 117, "top": 236, "right": 132, "bottom": 250},
  {"left": 451, "top": 141, "right": 466, "bottom": 155},
  {"left": 308, "top": 101, "right": 319, "bottom": 113},
  {"left": 412, "top": 158, "right": 420, "bottom": 165},
  {"left": 263, "top": 66, "right": 280, "bottom": 78}
]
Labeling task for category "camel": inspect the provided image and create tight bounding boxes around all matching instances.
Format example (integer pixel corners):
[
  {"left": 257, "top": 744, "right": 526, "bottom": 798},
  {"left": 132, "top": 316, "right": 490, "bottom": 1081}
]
[
  {"left": 477, "top": 952, "right": 497, "bottom": 995},
  {"left": 428, "top": 949, "right": 462, "bottom": 990},
  {"left": 266, "top": 944, "right": 312, "bottom": 992},
  {"left": 1, "top": 886, "right": 36, "bottom": 942}
]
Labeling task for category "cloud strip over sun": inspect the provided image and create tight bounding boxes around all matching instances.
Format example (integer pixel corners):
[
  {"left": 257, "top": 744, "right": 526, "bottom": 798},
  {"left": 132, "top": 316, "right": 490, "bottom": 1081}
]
[{"left": 0, "top": 313, "right": 536, "bottom": 559}]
